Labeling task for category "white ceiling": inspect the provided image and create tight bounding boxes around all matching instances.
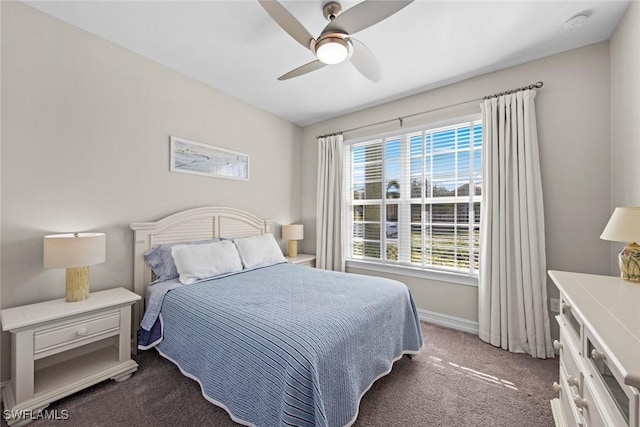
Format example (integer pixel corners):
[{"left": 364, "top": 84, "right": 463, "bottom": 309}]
[{"left": 27, "top": 1, "right": 629, "bottom": 126}]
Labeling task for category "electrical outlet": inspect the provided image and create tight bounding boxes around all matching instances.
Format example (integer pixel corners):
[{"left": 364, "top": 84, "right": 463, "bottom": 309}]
[{"left": 550, "top": 298, "right": 560, "bottom": 313}]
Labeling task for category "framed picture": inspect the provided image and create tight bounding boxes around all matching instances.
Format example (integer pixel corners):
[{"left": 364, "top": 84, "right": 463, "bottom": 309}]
[{"left": 170, "top": 136, "right": 249, "bottom": 181}]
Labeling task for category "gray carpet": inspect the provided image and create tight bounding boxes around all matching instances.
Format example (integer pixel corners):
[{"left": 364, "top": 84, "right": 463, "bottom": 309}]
[{"left": 3, "top": 322, "right": 558, "bottom": 426}]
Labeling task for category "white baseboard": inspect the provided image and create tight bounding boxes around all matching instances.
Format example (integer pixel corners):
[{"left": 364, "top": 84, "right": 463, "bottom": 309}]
[{"left": 417, "top": 308, "right": 479, "bottom": 335}]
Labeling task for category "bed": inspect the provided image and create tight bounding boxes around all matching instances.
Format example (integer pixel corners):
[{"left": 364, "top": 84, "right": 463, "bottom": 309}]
[{"left": 130, "top": 207, "right": 423, "bottom": 427}]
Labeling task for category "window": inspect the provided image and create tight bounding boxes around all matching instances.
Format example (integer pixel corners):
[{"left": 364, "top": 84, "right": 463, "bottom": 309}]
[{"left": 344, "top": 118, "right": 482, "bottom": 277}]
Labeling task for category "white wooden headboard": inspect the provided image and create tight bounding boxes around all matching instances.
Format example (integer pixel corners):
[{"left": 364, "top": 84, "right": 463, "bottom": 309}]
[{"left": 129, "top": 206, "right": 272, "bottom": 329}]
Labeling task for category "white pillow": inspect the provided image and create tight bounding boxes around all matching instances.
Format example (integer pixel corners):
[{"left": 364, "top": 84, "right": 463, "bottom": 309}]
[
  {"left": 233, "top": 233, "right": 286, "bottom": 269},
  {"left": 171, "top": 240, "right": 243, "bottom": 285}
]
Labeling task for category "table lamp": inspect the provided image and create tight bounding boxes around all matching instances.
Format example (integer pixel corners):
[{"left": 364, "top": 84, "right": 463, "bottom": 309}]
[
  {"left": 282, "top": 224, "right": 303, "bottom": 258},
  {"left": 600, "top": 207, "right": 640, "bottom": 282},
  {"left": 44, "top": 232, "right": 106, "bottom": 301}
]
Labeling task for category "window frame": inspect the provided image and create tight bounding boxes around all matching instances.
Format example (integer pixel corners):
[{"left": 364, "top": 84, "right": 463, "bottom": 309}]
[{"left": 343, "top": 114, "right": 482, "bottom": 286}]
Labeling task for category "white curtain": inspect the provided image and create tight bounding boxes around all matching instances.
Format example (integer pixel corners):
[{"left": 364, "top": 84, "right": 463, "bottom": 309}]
[
  {"left": 316, "top": 134, "right": 345, "bottom": 272},
  {"left": 479, "top": 90, "right": 554, "bottom": 359}
]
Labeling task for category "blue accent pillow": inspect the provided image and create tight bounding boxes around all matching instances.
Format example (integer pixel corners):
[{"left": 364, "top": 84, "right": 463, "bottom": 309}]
[{"left": 144, "top": 239, "right": 219, "bottom": 283}]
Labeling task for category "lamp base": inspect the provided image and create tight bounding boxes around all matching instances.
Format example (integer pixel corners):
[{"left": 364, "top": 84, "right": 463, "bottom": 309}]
[
  {"left": 618, "top": 243, "right": 640, "bottom": 282},
  {"left": 288, "top": 240, "right": 298, "bottom": 258},
  {"left": 66, "top": 266, "right": 90, "bottom": 302}
]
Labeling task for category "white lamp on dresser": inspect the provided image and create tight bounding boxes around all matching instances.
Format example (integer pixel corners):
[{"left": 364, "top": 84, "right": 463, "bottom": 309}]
[
  {"left": 600, "top": 207, "right": 640, "bottom": 282},
  {"left": 44, "top": 232, "right": 106, "bottom": 302}
]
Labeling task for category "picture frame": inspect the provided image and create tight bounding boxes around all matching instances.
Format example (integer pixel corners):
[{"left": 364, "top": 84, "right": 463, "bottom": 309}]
[{"left": 170, "top": 136, "right": 249, "bottom": 181}]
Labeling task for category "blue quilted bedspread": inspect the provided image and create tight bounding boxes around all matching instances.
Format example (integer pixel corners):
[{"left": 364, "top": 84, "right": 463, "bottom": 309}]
[{"left": 152, "top": 263, "right": 423, "bottom": 427}]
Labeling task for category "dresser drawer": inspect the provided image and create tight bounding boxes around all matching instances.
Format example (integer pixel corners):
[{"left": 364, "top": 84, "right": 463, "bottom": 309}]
[
  {"left": 558, "top": 296, "right": 583, "bottom": 348},
  {"left": 583, "top": 331, "right": 638, "bottom": 427},
  {"left": 560, "top": 327, "right": 583, "bottom": 388},
  {"left": 34, "top": 311, "right": 120, "bottom": 356},
  {"left": 581, "top": 378, "right": 626, "bottom": 427},
  {"left": 560, "top": 363, "right": 583, "bottom": 427}
]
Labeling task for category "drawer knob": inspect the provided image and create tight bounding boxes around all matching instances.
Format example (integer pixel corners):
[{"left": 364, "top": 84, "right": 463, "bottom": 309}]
[
  {"left": 566, "top": 375, "right": 579, "bottom": 387},
  {"left": 76, "top": 327, "right": 88, "bottom": 337},
  {"left": 552, "top": 340, "right": 563, "bottom": 350},
  {"left": 574, "top": 395, "right": 588, "bottom": 409},
  {"left": 552, "top": 382, "right": 561, "bottom": 392},
  {"left": 590, "top": 349, "right": 605, "bottom": 361}
]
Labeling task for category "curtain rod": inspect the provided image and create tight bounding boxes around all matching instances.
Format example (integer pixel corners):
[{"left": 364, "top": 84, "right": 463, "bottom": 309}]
[{"left": 317, "top": 81, "right": 543, "bottom": 139}]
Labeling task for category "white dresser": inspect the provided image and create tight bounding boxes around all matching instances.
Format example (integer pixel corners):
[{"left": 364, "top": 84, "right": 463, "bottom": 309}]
[{"left": 549, "top": 271, "right": 640, "bottom": 427}]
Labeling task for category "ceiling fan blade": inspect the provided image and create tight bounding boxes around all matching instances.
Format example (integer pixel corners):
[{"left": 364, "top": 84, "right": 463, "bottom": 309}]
[
  {"left": 278, "top": 60, "right": 327, "bottom": 81},
  {"left": 258, "top": 0, "right": 315, "bottom": 50},
  {"left": 322, "top": 1, "right": 414, "bottom": 35},
  {"left": 350, "top": 38, "right": 381, "bottom": 82}
]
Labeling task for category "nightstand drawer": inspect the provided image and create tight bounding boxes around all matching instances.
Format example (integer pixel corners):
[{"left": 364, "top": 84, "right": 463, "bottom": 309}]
[
  {"left": 286, "top": 254, "right": 316, "bottom": 267},
  {"left": 34, "top": 311, "right": 120, "bottom": 355}
]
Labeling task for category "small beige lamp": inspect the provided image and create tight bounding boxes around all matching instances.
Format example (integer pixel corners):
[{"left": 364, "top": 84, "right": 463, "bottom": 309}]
[
  {"left": 282, "top": 224, "right": 304, "bottom": 258},
  {"left": 44, "top": 232, "right": 106, "bottom": 302},
  {"left": 600, "top": 207, "right": 640, "bottom": 282}
]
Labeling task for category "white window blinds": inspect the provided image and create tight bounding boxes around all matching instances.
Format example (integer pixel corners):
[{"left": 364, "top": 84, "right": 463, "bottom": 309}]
[{"left": 344, "top": 118, "right": 482, "bottom": 276}]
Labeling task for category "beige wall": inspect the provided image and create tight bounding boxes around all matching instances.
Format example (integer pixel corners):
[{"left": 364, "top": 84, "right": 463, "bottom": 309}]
[
  {"left": 610, "top": 1, "right": 640, "bottom": 271},
  {"left": 301, "top": 42, "right": 613, "bottom": 327},
  {"left": 1, "top": 3, "right": 302, "bottom": 379}
]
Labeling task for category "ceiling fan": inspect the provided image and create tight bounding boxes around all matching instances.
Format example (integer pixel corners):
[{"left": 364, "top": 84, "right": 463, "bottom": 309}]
[{"left": 258, "top": 0, "right": 414, "bottom": 82}]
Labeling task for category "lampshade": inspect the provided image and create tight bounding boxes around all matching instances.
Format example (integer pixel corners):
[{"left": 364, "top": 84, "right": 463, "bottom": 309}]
[
  {"left": 316, "top": 38, "right": 349, "bottom": 65},
  {"left": 600, "top": 207, "right": 640, "bottom": 243},
  {"left": 44, "top": 233, "right": 106, "bottom": 267},
  {"left": 282, "top": 224, "right": 304, "bottom": 241}
]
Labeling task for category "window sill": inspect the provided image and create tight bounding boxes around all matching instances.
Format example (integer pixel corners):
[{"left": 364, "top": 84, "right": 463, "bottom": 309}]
[{"left": 345, "top": 259, "right": 479, "bottom": 287}]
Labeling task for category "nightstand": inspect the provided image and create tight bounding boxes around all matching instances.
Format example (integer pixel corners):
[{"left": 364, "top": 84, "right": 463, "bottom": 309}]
[
  {"left": 286, "top": 253, "right": 316, "bottom": 267},
  {"left": 1, "top": 287, "right": 140, "bottom": 425}
]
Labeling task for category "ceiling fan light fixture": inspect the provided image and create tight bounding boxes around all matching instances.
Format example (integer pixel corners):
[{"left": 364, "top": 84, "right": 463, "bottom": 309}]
[{"left": 316, "top": 37, "right": 349, "bottom": 65}]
